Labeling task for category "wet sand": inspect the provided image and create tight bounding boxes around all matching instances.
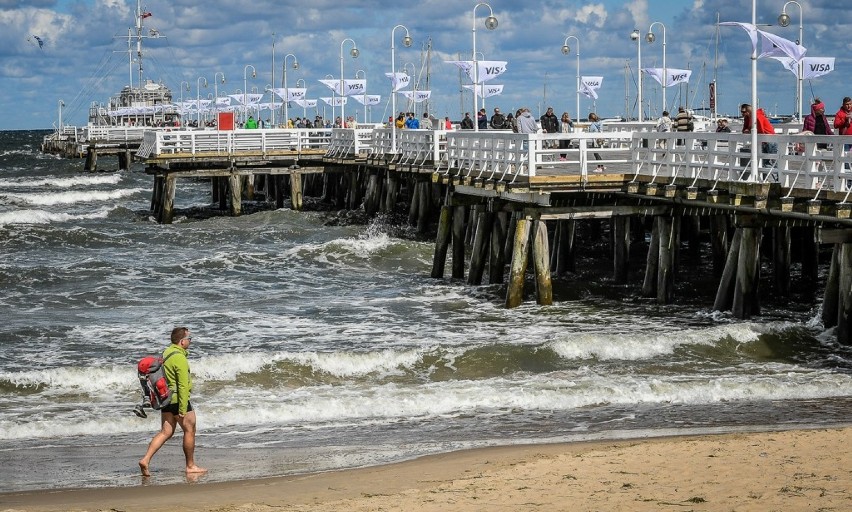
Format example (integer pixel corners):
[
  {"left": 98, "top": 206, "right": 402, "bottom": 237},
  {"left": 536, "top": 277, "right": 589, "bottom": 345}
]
[{"left": 2, "top": 427, "right": 851, "bottom": 511}]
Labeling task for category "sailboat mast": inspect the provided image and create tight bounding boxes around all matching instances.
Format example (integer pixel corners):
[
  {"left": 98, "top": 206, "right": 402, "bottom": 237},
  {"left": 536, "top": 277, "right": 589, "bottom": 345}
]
[{"left": 135, "top": 0, "right": 144, "bottom": 88}]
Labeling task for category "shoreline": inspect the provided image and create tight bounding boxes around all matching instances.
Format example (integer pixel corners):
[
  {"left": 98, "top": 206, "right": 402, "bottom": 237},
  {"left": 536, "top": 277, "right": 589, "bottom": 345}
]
[{"left": 3, "top": 425, "right": 851, "bottom": 512}]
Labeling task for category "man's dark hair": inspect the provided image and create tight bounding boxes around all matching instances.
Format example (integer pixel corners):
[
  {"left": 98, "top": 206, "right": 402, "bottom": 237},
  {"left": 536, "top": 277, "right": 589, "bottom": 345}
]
[{"left": 171, "top": 327, "right": 188, "bottom": 344}]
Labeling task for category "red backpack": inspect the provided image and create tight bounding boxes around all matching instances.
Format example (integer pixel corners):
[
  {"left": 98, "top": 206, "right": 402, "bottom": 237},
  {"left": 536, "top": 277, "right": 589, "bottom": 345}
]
[{"left": 137, "top": 351, "right": 178, "bottom": 410}]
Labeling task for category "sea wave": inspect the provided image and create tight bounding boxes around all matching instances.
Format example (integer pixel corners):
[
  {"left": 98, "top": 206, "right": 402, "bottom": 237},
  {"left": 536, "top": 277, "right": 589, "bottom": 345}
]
[
  {"left": 0, "top": 207, "right": 113, "bottom": 226},
  {"left": 0, "top": 174, "right": 122, "bottom": 189},
  {"left": 1, "top": 188, "right": 144, "bottom": 206}
]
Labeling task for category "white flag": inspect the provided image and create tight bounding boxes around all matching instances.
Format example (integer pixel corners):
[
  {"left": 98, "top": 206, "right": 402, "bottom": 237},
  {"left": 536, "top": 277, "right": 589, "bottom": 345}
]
[
  {"left": 462, "top": 84, "right": 504, "bottom": 98},
  {"left": 341, "top": 79, "right": 367, "bottom": 97},
  {"left": 270, "top": 88, "right": 307, "bottom": 102},
  {"left": 318, "top": 79, "right": 342, "bottom": 95},
  {"left": 773, "top": 56, "right": 835, "bottom": 79},
  {"left": 720, "top": 22, "right": 807, "bottom": 62},
  {"left": 320, "top": 97, "right": 347, "bottom": 107},
  {"left": 351, "top": 94, "right": 382, "bottom": 106},
  {"left": 384, "top": 72, "right": 411, "bottom": 92},
  {"left": 643, "top": 68, "right": 692, "bottom": 88},
  {"left": 294, "top": 99, "right": 317, "bottom": 109},
  {"left": 580, "top": 76, "right": 603, "bottom": 99},
  {"left": 400, "top": 90, "right": 431, "bottom": 103},
  {"left": 446, "top": 60, "right": 507, "bottom": 83}
]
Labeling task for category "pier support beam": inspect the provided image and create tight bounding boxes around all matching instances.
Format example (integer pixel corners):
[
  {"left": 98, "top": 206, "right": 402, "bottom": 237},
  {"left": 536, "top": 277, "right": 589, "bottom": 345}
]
[
  {"left": 431, "top": 205, "right": 453, "bottom": 279},
  {"left": 823, "top": 244, "right": 840, "bottom": 329},
  {"left": 642, "top": 218, "right": 660, "bottom": 297},
  {"left": 118, "top": 150, "right": 131, "bottom": 171},
  {"left": 364, "top": 172, "right": 381, "bottom": 216},
  {"left": 732, "top": 226, "right": 763, "bottom": 319},
  {"left": 451, "top": 205, "right": 467, "bottom": 279},
  {"left": 837, "top": 243, "right": 852, "bottom": 345},
  {"left": 772, "top": 226, "right": 791, "bottom": 297},
  {"left": 488, "top": 211, "right": 509, "bottom": 284},
  {"left": 467, "top": 207, "right": 494, "bottom": 285},
  {"left": 532, "top": 219, "right": 553, "bottom": 306},
  {"left": 613, "top": 216, "right": 631, "bottom": 284},
  {"left": 160, "top": 175, "right": 176, "bottom": 224},
  {"left": 228, "top": 174, "right": 242, "bottom": 216},
  {"left": 84, "top": 147, "right": 98, "bottom": 172},
  {"left": 506, "top": 216, "right": 532, "bottom": 308},
  {"left": 552, "top": 220, "right": 576, "bottom": 276},
  {"left": 244, "top": 175, "right": 256, "bottom": 201},
  {"left": 710, "top": 214, "right": 729, "bottom": 278},
  {"left": 656, "top": 216, "right": 675, "bottom": 304},
  {"left": 290, "top": 172, "right": 303, "bottom": 211}
]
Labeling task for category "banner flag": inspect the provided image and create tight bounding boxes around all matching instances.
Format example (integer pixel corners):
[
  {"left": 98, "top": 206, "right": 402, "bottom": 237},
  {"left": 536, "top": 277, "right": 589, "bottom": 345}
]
[
  {"left": 384, "top": 72, "right": 411, "bottom": 92},
  {"left": 400, "top": 90, "right": 432, "bottom": 103},
  {"left": 580, "top": 76, "right": 603, "bottom": 99},
  {"left": 352, "top": 95, "right": 382, "bottom": 106},
  {"left": 294, "top": 99, "right": 318, "bottom": 109},
  {"left": 446, "top": 60, "right": 507, "bottom": 83},
  {"left": 462, "top": 84, "right": 504, "bottom": 98},
  {"left": 643, "top": 68, "right": 692, "bottom": 88},
  {"left": 320, "top": 97, "right": 347, "bottom": 107},
  {"left": 772, "top": 56, "right": 835, "bottom": 79},
  {"left": 720, "top": 22, "right": 807, "bottom": 62},
  {"left": 341, "top": 79, "right": 367, "bottom": 97}
]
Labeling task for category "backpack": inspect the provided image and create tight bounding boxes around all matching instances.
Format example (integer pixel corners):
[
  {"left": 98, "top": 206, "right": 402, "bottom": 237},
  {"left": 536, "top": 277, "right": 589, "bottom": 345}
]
[{"left": 137, "top": 351, "right": 178, "bottom": 410}]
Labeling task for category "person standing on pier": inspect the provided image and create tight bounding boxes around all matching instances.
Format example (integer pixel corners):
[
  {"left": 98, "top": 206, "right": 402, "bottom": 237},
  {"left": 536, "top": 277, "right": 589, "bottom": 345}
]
[
  {"left": 558, "top": 112, "right": 574, "bottom": 159},
  {"left": 490, "top": 107, "right": 506, "bottom": 129},
  {"left": 477, "top": 108, "right": 488, "bottom": 129},
  {"left": 741, "top": 103, "right": 777, "bottom": 166},
  {"left": 461, "top": 112, "right": 474, "bottom": 129},
  {"left": 588, "top": 112, "right": 605, "bottom": 172},
  {"left": 833, "top": 97, "right": 852, "bottom": 136},
  {"left": 139, "top": 327, "right": 206, "bottom": 477},
  {"left": 803, "top": 99, "right": 833, "bottom": 149},
  {"left": 421, "top": 112, "right": 433, "bottom": 130},
  {"left": 540, "top": 107, "right": 559, "bottom": 148}
]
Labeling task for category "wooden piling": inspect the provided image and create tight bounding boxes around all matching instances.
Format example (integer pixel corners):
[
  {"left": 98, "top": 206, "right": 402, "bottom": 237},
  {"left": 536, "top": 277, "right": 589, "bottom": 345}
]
[
  {"left": 613, "top": 216, "right": 631, "bottom": 283},
  {"left": 364, "top": 172, "right": 380, "bottom": 216},
  {"left": 823, "top": 244, "right": 840, "bottom": 329},
  {"left": 467, "top": 208, "right": 494, "bottom": 285},
  {"left": 710, "top": 214, "right": 730, "bottom": 278},
  {"left": 554, "top": 220, "right": 576, "bottom": 276},
  {"left": 642, "top": 217, "right": 660, "bottom": 297},
  {"left": 160, "top": 175, "right": 176, "bottom": 224},
  {"left": 732, "top": 227, "right": 762, "bottom": 319},
  {"left": 228, "top": 174, "right": 242, "bottom": 216},
  {"left": 385, "top": 172, "right": 399, "bottom": 213},
  {"left": 416, "top": 180, "right": 431, "bottom": 234},
  {"left": 657, "top": 216, "right": 675, "bottom": 304},
  {"left": 290, "top": 172, "right": 303, "bottom": 211},
  {"left": 714, "top": 229, "right": 743, "bottom": 312},
  {"left": 451, "top": 205, "right": 467, "bottom": 279},
  {"left": 118, "top": 150, "right": 130, "bottom": 171},
  {"left": 244, "top": 174, "right": 256, "bottom": 201},
  {"left": 838, "top": 243, "right": 852, "bottom": 345},
  {"left": 431, "top": 205, "right": 453, "bottom": 279},
  {"left": 84, "top": 147, "right": 97, "bottom": 172},
  {"left": 532, "top": 219, "right": 553, "bottom": 306},
  {"left": 151, "top": 176, "right": 163, "bottom": 214},
  {"left": 772, "top": 226, "right": 791, "bottom": 296},
  {"left": 408, "top": 180, "right": 421, "bottom": 226},
  {"left": 505, "top": 216, "right": 532, "bottom": 308},
  {"left": 488, "top": 211, "right": 509, "bottom": 284}
]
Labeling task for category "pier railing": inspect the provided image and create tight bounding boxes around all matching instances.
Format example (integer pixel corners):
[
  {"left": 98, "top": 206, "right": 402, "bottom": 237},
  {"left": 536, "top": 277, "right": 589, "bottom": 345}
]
[
  {"left": 136, "top": 128, "right": 333, "bottom": 158},
  {"left": 631, "top": 132, "right": 852, "bottom": 195},
  {"left": 82, "top": 126, "right": 149, "bottom": 143}
]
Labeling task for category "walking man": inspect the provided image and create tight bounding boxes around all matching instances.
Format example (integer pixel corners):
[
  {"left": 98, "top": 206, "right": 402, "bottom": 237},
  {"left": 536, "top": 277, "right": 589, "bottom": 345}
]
[{"left": 139, "top": 327, "right": 206, "bottom": 477}]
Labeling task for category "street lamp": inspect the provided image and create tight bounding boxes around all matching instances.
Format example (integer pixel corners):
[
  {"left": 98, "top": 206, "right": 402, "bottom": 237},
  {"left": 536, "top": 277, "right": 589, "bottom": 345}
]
[
  {"left": 243, "top": 64, "right": 256, "bottom": 123},
  {"left": 646, "top": 21, "right": 667, "bottom": 115},
  {"left": 296, "top": 78, "right": 307, "bottom": 120},
  {"left": 472, "top": 2, "right": 498, "bottom": 132},
  {"left": 630, "top": 29, "right": 643, "bottom": 121},
  {"left": 779, "top": 1, "right": 803, "bottom": 120},
  {"left": 196, "top": 76, "right": 207, "bottom": 126},
  {"left": 282, "top": 53, "right": 299, "bottom": 129},
  {"left": 58, "top": 100, "right": 64, "bottom": 131},
  {"left": 561, "top": 35, "right": 580, "bottom": 122},
  {"left": 355, "top": 69, "right": 367, "bottom": 124},
  {"left": 214, "top": 72, "right": 225, "bottom": 120},
  {"left": 324, "top": 73, "right": 335, "bottom": 122},
  {"left": 339, "top": 38, "right": 359, "bottom": 125},
  {"left": 391, "top": 23, "right": 412, "bottom": 153}
]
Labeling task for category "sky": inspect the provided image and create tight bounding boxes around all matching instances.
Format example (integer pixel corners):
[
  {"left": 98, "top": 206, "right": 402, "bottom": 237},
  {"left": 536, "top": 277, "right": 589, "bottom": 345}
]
[{"left": 1, "top": 0, "right": 850, "bottom": 130}]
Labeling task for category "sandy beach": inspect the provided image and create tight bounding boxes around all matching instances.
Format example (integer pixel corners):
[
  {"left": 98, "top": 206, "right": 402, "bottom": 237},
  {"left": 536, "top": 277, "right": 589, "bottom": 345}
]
[{"left": 2, "top": 426, "right": 851, "bottom": 512}]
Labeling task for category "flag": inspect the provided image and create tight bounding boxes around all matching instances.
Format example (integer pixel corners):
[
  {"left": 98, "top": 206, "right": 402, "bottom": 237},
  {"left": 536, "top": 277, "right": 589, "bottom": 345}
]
[
  {"left": 271, "top": 88, "right": 307, "bottom": 101},
  {"left": 294, "top": 99, "right": 317, "bottom": 109},
  {"left": 400, "top": 90, "right": 431, "bottom": 103},
  {"left": 351, "top": 95, "right": 382, "bottom": 106},
  {"left": 384, "top": 72, "right": 411, "bottom": 92},
  {"left": 141, "top": 12, "right": 152, "bottom": 19},
  {"left": 580, "top": 76, "right": 603, "bottom": 99},
  {"left": 320, "top": 97, "right": 347, "bottom": 107},
  {"left": 462, "top": 84, "right": 504, "bottom": 98},
  {"left": 772, "top": 56, "right": 835, "bottom": 79},
  {"left": 446, "top": 60, "right": 507, "bottom": 84},
  {"left": 643, "top": 68, "right": 692, "bottom": 88},
  {"left": 720, "top": 22, "right": 806, "bottom": 62},
  {"left": 318, "top": 79, "right": 342, "bottom": 95},
  {"left": 341, "top": 79, "right": 366, "bottom": 97}
]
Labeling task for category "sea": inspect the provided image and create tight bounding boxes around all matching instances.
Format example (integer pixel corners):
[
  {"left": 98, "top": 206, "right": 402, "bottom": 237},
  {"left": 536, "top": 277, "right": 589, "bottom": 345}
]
[{"left": 1, "top": 129, "right": 851, "bottom": 493}]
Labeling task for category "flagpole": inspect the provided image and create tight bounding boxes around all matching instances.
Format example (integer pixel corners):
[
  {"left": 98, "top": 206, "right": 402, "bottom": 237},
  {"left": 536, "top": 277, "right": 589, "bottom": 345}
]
[
  {"left": 561, "top": 36, "right": 580, "bottom": 122},
  {"left": 472, "top": 3, "right": 498, "bottom": 133},
  {"left": 750, "top": 0, "right": 758, "bottom": 183}
]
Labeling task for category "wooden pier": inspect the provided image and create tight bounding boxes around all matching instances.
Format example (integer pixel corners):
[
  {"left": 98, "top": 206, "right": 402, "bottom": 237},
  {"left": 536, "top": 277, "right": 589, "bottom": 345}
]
[{"left": 135, "top": 125, "right": 852, "bottom": 344}]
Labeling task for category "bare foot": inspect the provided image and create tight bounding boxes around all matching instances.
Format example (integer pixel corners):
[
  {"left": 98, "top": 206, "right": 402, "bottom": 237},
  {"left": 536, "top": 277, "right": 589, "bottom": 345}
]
[
  {"left": 186, "top": 465, "right": 207, "bottom": 474},
  {"left": 139, "top": 460, "right": 151, "bottom": 477}
]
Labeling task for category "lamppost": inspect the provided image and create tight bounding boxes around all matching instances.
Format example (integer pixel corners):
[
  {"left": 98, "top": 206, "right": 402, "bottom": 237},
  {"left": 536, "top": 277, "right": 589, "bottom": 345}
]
[
  {"left": 390, "top": 24, "right": 413, "bottom": 153},
  {"left": 779, "top": 1, "right": 803, "bottom": 120},
  {"left": 630, "top": 29, "right": 643, "bottom": 121},
  {"left": 58, "top": 100, "right": 64, "bottom": 131},
  {"left": 214, "top": 72, "right": 225, "bottom": 121},
  {"left": 355, "top": 69, "right": 367, "bottom": 123},
  {"left": 243, "top": 64, "right": 256, "bottom": 123},
  {"left": 561, "top": 35, "right": 580, "bottom": 122},
  {"left": 646, "top": 22, "right": 667, "bottom": 115},
  {"left": 196, "top": 76, "right": 207, "bottom": 126},
  {"left": 296, "top": 78, "right": 307, "bottom": 121},
  {"left": 324, "top": 74, "right": 335, "bottom": 122},
  {"left": 472, "top": 2, "right": 498, "bottom": 132},
  {"left": 179, "top": 81, "right": 190, "bottom": 121},
  {"left": 339, "top": 38, "right": 359, "bottom": 126},
  {"left": 282, "top": 53, "right": 299, "bottom": 129}
]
